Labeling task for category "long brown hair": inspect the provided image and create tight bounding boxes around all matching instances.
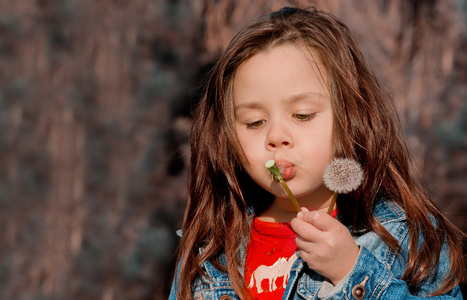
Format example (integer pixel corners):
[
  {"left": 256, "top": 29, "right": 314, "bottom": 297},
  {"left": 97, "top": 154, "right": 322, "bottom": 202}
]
[{"left": 176, "top": 6, "right": 464, "bottom": 299}]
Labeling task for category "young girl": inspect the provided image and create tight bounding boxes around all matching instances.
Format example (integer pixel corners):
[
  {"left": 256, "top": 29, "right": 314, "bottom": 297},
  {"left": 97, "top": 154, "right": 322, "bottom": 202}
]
[{"left": 170, "top": 6, "right": 464, "bottom": 300}]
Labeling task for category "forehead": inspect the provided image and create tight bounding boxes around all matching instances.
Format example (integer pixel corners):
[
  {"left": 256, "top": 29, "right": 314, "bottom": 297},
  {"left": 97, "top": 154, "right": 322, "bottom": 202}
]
[{"left": 232, "top": 44, "right": 329, "bottom": 105}]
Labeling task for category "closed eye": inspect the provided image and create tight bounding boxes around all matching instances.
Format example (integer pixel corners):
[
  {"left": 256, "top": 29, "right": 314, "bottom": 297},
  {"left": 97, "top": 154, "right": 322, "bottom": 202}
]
[
  {"left": 294, "top": 113, "right": 316, "bottom": 121},
  {"left": 246, "top": 120, "right": 265, "bottom": 129}
]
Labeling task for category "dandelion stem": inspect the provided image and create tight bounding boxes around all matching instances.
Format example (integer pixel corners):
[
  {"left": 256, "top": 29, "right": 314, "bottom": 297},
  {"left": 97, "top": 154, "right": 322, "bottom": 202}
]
[
  {"left": 265, "top": 160, "right": 300, "bottom": 213},
  {"left": 327, "top": 192, "right": 337, "bottom": 215},
  {"left": 278, "top": 177, "right": 301, "bottom": 213}
]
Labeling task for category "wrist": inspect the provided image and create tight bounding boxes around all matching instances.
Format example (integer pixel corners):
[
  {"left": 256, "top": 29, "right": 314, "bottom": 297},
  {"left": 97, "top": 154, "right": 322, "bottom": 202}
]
[{"left": 330, "top": 244, "right": 360, "bottom": 286}]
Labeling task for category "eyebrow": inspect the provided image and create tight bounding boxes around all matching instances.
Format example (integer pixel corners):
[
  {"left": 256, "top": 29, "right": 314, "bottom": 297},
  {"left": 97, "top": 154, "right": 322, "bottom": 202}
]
[
  {"left": 234, "top": 92, "right": 327, "bottom": 110},
  {"left": 287, "top": 92, "right": 326, "bottom": 103}
]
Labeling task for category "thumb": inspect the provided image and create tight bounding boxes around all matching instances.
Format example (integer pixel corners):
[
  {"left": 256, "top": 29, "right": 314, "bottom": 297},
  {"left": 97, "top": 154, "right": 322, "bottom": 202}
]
[{"left": 297, "top": 207, "right": 310, "bottom": 219}]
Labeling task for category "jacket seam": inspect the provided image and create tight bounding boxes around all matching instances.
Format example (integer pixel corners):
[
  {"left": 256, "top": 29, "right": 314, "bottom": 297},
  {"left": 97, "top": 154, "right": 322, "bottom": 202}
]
[{"left": 370, "top": 260, "right": 392, "bottom": 299}]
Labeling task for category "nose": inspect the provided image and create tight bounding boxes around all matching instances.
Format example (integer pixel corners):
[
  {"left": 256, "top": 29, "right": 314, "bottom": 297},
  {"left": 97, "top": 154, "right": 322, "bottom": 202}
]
[{"left": 266, "top": 122, "right": 294, "bottom": 150}]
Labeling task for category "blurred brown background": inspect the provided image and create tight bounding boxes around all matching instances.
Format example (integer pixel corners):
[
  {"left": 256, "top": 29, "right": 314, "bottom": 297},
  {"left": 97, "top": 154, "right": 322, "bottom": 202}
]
[{"left": 1, "top": 0, "right": 466, "bottom": 299}]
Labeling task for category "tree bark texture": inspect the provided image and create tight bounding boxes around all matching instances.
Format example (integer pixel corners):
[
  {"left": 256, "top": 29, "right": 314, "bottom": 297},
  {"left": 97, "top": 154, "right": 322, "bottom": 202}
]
[{"left": 0, "top": 0, "right": 465, "bottom": 299}]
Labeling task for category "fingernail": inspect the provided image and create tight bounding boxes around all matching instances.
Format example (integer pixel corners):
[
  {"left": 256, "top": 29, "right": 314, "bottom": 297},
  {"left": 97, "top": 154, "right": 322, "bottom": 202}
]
[{"left": 297, "top": 212, "right": 303, "bottom": 219}]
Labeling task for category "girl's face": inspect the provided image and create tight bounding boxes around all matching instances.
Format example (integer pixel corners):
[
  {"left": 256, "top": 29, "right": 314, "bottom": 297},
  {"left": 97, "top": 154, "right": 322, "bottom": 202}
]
[{"left": 233, "top": 44, "right": 334, "bottom": 211}]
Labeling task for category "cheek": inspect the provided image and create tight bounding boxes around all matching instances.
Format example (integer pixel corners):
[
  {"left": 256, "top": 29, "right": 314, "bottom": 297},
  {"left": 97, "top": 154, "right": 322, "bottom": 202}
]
[
  {"left": 236, "top": 129, "right": 261, "bottom": 156},
  {"left": 239, "top": 144, "right": 263, "bottom": 175},
  {"left": 237, "top": 145, "right": 268, "bottom": 185},
  {"left": 315, "top": 118, "right": 334, "bottom": 157},
  {"left": 235, "top": 131, "right": 260, "bottom": 169},
  {"left": 300, "top": 127, "right": 334, "bottom": 166}
]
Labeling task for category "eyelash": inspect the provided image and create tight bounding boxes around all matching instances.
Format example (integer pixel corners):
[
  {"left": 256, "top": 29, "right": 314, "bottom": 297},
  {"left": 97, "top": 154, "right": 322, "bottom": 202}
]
[
  {"left": 294, "top": 113, "right": 316, "bottom": 121},
  {"left": 246, "top": 120, "right": 265, "bottom": 129},
  {"left": 245, "top": 113, "right": 316, "bottom": 129}
]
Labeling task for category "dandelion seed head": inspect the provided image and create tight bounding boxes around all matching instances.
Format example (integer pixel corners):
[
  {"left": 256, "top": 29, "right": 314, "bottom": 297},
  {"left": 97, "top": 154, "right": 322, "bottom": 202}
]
[{"left": 323, "top": 158, "right": 364, "bottom": 194}]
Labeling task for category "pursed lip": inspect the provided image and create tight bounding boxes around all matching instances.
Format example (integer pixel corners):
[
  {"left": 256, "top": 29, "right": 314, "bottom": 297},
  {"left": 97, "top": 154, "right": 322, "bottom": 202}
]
[{"left": 273, "top": 159, "right": 296, "bottom": 180}]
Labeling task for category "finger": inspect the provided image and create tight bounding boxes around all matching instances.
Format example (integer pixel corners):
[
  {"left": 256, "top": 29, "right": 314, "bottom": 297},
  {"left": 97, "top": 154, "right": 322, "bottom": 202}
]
[
  {"left": 295, "top": 235, "right": 316, "bottom": 252},
  {"left": 301, "top": 210, "right": 336, "bottom": 232},
  {"left": 297, "top": 207, "right": 310, "bottom": 220},
  {"left": 297, "top": 249, "right": 313, "bottom": 267},
  {"left": 291, "top": 217, "right": 323, "bottom": 242}
]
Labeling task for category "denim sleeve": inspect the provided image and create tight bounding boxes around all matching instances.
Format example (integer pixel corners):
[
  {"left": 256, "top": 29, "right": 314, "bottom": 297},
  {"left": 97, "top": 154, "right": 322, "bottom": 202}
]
[
  {"left": 168, "top": 278, "right": 177, "bottom": 300},
  {"left": 321, "top": 246, "right": 462, "bottom": 299},
  {"left": 168, "top": 260, "right": 181, "bottom": 300}
]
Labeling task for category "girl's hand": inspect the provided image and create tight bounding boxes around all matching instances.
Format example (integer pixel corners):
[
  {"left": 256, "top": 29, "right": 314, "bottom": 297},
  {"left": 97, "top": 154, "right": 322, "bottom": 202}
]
[{"left": 291, "top": 207, "right": 359, "bottom": 286}]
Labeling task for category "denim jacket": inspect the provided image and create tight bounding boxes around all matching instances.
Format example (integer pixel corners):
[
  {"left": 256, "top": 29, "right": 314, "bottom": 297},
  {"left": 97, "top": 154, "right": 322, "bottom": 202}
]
[{"left": 169, "top": 198, "right": 462, "bottom": 299}]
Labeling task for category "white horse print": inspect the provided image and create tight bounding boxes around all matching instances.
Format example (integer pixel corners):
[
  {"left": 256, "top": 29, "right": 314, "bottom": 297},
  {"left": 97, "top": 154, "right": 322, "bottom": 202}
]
[{"left": 248, "top": 253, "right": 298, "bottom": 294}]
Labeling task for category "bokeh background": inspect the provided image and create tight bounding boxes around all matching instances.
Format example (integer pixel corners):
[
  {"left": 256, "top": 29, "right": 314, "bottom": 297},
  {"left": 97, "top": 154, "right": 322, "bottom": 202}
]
[{"left": 1, "top": 0, "right": 466, "bottom": 299}]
